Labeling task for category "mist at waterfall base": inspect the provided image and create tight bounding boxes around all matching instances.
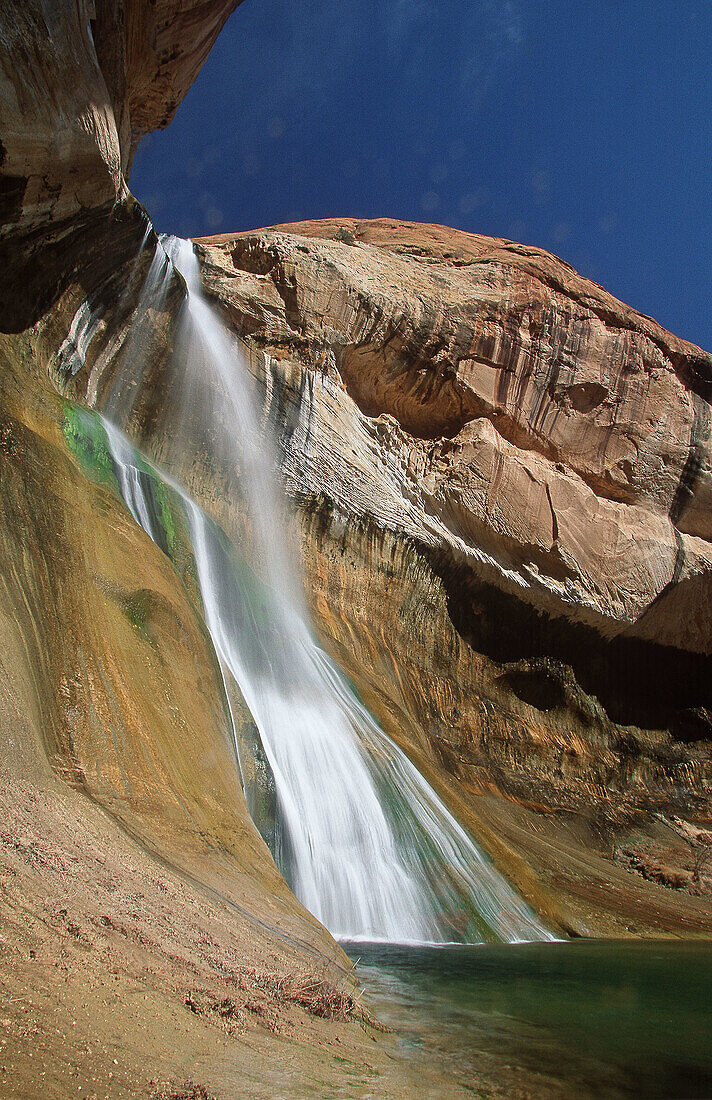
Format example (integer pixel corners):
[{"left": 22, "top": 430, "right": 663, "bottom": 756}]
[{"left": 94, "top": 233, "right": 553, "bottom": 945}]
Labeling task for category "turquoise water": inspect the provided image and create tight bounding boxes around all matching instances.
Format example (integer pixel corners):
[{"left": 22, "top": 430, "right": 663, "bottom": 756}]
[{"left": 346, "top": 940, "right": 712, "bottom": 1098}]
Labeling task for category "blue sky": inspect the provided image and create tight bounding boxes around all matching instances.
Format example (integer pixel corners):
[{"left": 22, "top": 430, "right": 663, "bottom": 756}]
[{"left": 131, "top": 1, "right": 712, "bottom": 352}]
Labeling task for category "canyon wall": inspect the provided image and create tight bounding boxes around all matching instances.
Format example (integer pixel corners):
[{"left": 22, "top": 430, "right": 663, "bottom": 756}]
[
  {"left": 186, "top": 218, "right": 712, "bottom": 936},
  {"left": 0, "top": 0, "right": 242, "bottom": 331},
  {"left": 1, "top": 5, "right": 712, "bottom": 1093},
  {"left": 66, "top": 209, "right": 712, "bottom": 936},
  {"left": 0, "top": 6, "right": 426, "bottom": 1096}
]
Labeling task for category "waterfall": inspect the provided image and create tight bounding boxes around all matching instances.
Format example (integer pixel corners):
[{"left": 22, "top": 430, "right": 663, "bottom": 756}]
[{"left": 94, "top": 234, "right": 554, "bottom": 944}]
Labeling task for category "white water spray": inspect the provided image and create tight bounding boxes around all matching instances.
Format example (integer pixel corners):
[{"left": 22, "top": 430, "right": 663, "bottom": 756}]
[{"left": 97, "top": 234, "right": 554, "bottom": 944}]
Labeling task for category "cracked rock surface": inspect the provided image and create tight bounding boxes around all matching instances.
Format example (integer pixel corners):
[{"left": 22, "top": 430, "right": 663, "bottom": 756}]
[{"left": 198, "top": 218, "right": 712, "bottom": 654}]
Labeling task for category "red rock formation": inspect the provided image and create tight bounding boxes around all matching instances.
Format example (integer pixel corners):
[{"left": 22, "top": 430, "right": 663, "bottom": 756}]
[
  {"left": 198, "top": 219, "right": 712, "bottom": 656},
  {"left": 0, "top": 0, "right": 242, "bottom": 330},
  {"left": 96, "top": 0, "right": 245, "bottom": 167},
  {"left": 0, "top": 0, "right": 241, "bottom": 215},
  {"left": 146, "top": 217, "right": 712, "bottom": 936},
  {"left": 1, "top": 0, "right": 711, "bottom": 953}
]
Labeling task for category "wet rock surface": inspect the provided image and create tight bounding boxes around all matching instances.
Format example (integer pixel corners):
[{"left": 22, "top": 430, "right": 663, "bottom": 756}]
[
  {"left": 2, "top": 3, "right": 712, "bottom": 1094},
  {"left": 181, "top": 218, "right": 712, "bottom": 934}
]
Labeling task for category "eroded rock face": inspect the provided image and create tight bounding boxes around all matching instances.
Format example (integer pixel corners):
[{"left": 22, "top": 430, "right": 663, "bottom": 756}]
[
  {"left": 141, "top": 216, "right": 712, "bottom": 933},
  {"left": 160, "top": 218, "right": 712, "bottom": 932},
  {"left": 3, "top": 0, "right": 712, "bottom": 946},
  {"left": 0, "top": 2, "right": 123, "bottom": 234},
  {"left": 0, "top": 316, "right": 381, "bottom": 1090},
  {"left": 197, "top": 219, "right": 712, "bottom": 655},
  {"left": 0, "top": 327, "right": 343, "bottom": 953},
  {"left": 94, "top": 0, "right": 244, "bottom": 166},
  {"left": 67, "top": 212, "right": 712, "bottom": 928},
  {"left": 0, "top": 0, "right": 241, "bottom": 211},
  {"left": 43, "top": 188, "right": 712, "bottom": 933},
  {"left": 0, "top": 0, "right": 241, "bottom": 330},
  {"left": 296, "top": 504, "right": 712, "bottom": 937}
]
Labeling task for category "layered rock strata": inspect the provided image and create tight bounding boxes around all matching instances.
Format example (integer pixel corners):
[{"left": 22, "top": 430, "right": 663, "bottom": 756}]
[
  {"left": 0, "top": 4, "right": 433, "bottom": 1094},
  {"left": 60, "top": 212, "right": 712, "bottom": 934},
  {"left": 2, "top": 14, "right": 712, "bottom": 1095},
  {"left": 176, "top": 218, "right": 712, "bottom": 934},
  {"left": 0, "top": 0, "right": 241, "bottom": 330},
  {"left": 198, "top": 219, "right": 712, "bottom": 652}
]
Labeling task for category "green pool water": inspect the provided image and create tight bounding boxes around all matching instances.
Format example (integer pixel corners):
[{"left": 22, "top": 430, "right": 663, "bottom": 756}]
[{"left": 344, "top": 939, "right": 712, "bottom": 1099}]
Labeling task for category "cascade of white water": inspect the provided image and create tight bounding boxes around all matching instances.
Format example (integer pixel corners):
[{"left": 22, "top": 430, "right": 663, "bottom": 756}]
[{"left": 94, "top": 234, "right": 555, "bottom": 944}]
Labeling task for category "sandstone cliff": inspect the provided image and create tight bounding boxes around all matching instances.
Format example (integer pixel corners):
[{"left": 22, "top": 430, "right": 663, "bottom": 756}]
[
  {"left": 2, "top": 0, "right": 712, "bottom": 1092},
  {"left": 0, "top": 4, "right": 433, "bottom": 1096},
  {"left": 186, "top": 218, "right": 712, "bottom": 936},
  {"left": 62, "top": 208, "right": 712, "bottom": 939},
  {"left": 0, "top": 0, "right": 242, "bottom": 331},
  {"left": 200, "top": 218, "right": 712, "bottom": 651}
]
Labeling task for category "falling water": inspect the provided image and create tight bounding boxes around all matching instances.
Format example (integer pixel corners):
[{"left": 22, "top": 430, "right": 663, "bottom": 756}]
[{"left": 95, "top": 234, "right": 554, "bottom": 944}]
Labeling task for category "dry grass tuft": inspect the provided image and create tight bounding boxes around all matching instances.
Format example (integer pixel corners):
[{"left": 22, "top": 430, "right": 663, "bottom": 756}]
[
  {"left": 149, "top": 1080, "right": 217, "bottom": 1100},
  {"left": 185, "top": 964, "right": 389, "bottom": 1036},
  {"left": 269, "top": 973, "right": 358, "bottom": 1020}
]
